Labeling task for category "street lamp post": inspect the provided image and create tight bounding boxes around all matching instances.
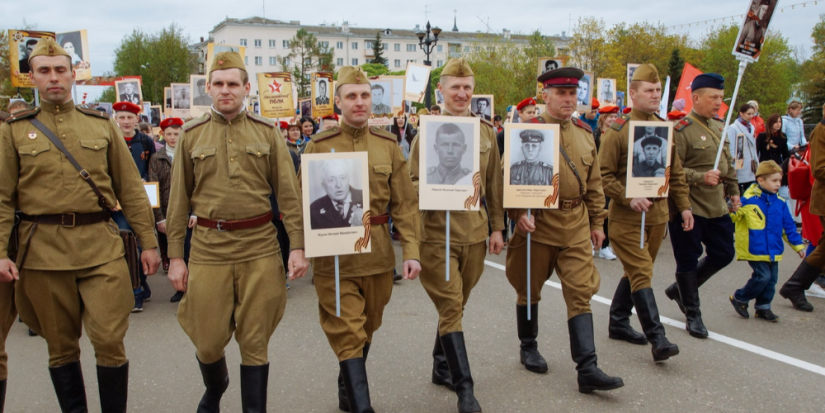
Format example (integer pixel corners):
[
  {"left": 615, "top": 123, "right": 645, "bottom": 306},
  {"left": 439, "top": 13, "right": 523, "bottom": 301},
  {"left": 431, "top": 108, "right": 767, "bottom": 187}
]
[{"left": 415, "top": 21, "right": 442, "bottom": 110}]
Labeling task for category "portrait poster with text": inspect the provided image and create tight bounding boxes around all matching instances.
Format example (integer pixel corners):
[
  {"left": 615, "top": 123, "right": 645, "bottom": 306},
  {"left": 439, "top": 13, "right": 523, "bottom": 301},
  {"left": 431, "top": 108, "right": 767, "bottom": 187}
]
[
  {"left": 368, "top": 78, "right": 393, "bottom": 126},
  {"left": 311, "top": 72, "right": 334, "bottom": 118},
  {"left": 418, "top": 115, "right": 481, "bottom": 211},
  {"left": 257, "top": 72, "right": 295, "bottom": 119},
  {"left": 732, "top": 0, "right": 778, "bottom": 62},
  {"left": 56, "top": 30, "right": 91, "bottom": 80},
  {"left": 503, "top": 123, "right": 561, "bottom": 209},
  {"left": 404, "top": 63, "right": 431, "bottom": 103},
  {"left": 9, "top": 30, "right": 55, "bottom": 87},
  {"left": 626, "top": 120, "right": 674, "bottom": 198}
]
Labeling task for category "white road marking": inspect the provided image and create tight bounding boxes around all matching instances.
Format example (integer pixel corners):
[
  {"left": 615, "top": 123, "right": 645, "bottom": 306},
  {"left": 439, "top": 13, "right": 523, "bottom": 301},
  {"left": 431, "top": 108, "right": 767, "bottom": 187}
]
[{"left": 484, "top": 260, "right": 825, "bottom": 377}]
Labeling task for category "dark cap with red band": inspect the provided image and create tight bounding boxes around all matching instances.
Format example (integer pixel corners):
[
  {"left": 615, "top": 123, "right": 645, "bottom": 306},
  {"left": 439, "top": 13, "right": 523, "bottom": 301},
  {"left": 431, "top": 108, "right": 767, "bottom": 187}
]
[{"left": 537, "top": 67, "right": 584, "bottom": 89}]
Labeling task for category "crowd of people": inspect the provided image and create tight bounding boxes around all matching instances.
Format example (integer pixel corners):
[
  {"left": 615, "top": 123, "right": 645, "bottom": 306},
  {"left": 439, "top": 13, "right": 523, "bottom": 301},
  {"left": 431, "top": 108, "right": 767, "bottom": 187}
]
[{"left": 1, "top": 36, "right": 825, "bottom": 413}]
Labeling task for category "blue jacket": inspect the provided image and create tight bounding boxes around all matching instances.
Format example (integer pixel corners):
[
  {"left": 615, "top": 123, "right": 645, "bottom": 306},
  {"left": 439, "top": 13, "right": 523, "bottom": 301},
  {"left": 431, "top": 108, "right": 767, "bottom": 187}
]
[{"left": 730, "top": 184, "right": 805, "bottom": 262}]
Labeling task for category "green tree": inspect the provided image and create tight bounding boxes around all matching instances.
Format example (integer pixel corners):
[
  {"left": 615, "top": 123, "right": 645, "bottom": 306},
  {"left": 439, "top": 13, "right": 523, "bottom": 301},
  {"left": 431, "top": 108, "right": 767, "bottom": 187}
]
[
  {"left": 98, "top": 87, "right": 116, "bottom": 103},
  {"left": 568, "top": 17, "right": 608, "bottom": 74},
  {"left": 801, "top": 14, "right": 825, "bottom": 122},
  {"left": 667, "top": 48, "right": 685, "bottom": 104},
  {"left": 282, "top": 28, "right": 334, "bottom": 97},
  {"left": 371, "top": 32, "right": 387, "bottom": 66},
  {"left": 360, "top": 63, "right": 390, "bottom": 77}
]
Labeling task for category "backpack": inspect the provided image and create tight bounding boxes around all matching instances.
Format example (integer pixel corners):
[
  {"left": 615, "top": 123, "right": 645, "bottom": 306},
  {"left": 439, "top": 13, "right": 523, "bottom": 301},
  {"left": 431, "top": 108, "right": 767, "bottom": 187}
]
[{"left": 788, "top": 146, "right": 812, "bottom": 200}]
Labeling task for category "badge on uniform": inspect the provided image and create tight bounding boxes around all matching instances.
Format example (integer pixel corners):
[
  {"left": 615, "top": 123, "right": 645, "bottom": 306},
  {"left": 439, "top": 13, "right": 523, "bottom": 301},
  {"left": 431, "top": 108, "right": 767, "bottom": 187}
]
[
  {"left": 701, "top": 135, "right": 707, "bottom": 141},
  {"left": 28, "top": 131, "right": 37, "bottom": 139}
]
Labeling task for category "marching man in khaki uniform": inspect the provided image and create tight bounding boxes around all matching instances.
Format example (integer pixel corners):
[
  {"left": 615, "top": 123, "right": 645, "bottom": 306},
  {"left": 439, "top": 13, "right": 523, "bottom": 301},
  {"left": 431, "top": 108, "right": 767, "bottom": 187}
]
[
  {"left": 410, "top": 58, "right": 505, "bottom": 413},
  {"left": 505, "top": 67, "right": 623, "bottom": 393},
  {"left": 599, "top": 64, "right": 693, "bottom": 362},
  {"left": 302, "top": 66, "right": 421, "bottom": 413},
  {"left": 0, "top": 38, "right": 160, "bottom": 412},
  {"left": 165, "top": 51, "right": 307, "bottom": 413}
]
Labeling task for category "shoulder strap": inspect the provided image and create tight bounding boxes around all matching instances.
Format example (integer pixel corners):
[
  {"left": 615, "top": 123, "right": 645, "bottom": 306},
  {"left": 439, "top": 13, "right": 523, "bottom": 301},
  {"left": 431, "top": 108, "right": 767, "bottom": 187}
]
[
  {"left": 558, "top": 146, "right": 585, "bottom": 197},
  {"left": 29, "top": 119, "right": 109, "bottom": 209}
]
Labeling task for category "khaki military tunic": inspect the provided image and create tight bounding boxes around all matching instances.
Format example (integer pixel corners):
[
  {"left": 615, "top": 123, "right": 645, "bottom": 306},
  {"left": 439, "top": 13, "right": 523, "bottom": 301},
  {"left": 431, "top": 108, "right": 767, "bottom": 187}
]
[
  {"left": 510, "top": 160, "right": 553, "bottom": 185},
  {"left": 505, "top": 111, "right": 605, "bottom": 319},
  {"left": 302, "top": 123, "right": 421, "bottom": 361},
  {"left": 166, "top": 109, "right": 304, "bottom": 365},
  {"left": 598, "top": 108, "right": 691, "bottom": 291},
  {"left": 0, "top": 100, "right": 157, "bottom": 367},
  {"left": 410, "top": 111, "right": 504, "bottom": 335}
]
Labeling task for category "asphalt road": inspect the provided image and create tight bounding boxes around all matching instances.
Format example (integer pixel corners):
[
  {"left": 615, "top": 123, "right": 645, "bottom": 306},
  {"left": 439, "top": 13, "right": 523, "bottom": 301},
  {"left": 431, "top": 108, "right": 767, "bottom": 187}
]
[{"left": 4, "top": 236, "right": 825, "bottom": 412}]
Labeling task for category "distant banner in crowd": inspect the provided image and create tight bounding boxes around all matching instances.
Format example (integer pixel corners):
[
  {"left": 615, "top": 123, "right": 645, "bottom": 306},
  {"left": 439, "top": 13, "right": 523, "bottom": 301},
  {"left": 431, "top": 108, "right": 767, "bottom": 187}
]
[
  {"left": 189, "top": 75, "right": 211, "bottom": 117},
  {"left": 626, "top": 64, "right": 640, "bottom": 108},
  {"left": 75, "top": 75, "right": 141, "bottom": 86},
  {"left": 674, "top": 63, "right": 729, "bottom": 118},
  {"left": 404, "top": 63, "right": 431, "bottom": 103},
  {"left": 56, "top": 30, "right": 91, "bottom": 80},
  {"left": 369, "top": 77, "right": 393, "bottom": 125},
  {"left": 381, "top": 75, "right": 405, "bottom": 114},
  {"left": 170, "top": 82, "right": 190, "bottom": 119},
  {"left": 115, "top": 79, "right": 143, "bottom": 109},
  {"left": 205, "top": 43, "right": 247, "bottom": 78},
  {"left": 311, "top": 72, "right": 334, "bottom": 118},
  {"left": 257, "top": 72, "right": 295, "bottom": 119},
  {"left": 597, "top": 78, "right": 617, "bottom": 105},
  {"left": 577, "top": 71, "right": 594, "bottom": 113},
  {"left": 8, "top": 30, "right": 55, "bottom": 87},
  {"left": 733, "top": 0, "right": 778, "bottom": 62}
]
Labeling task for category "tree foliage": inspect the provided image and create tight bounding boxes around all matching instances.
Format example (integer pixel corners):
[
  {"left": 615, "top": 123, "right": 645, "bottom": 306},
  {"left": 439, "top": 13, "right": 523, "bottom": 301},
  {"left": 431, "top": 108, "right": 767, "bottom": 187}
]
[
  {"left": 371, "top": 32, "right": 387, "bottom": 66},
  {"left": 283, "top": 28, "right": 335, "bottom": 98},
  {"left": 0, "top": 25, "right": 36, "bottom": 110},
  {"left": 801, "top": 14, "right": 825, "bottom": 122}
]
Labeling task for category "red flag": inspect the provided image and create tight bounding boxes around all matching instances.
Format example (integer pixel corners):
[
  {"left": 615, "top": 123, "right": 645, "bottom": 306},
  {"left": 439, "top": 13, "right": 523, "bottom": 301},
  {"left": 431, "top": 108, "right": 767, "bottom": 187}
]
[{"left": 674, "top": 63, "right": 728, "bottom": 119}]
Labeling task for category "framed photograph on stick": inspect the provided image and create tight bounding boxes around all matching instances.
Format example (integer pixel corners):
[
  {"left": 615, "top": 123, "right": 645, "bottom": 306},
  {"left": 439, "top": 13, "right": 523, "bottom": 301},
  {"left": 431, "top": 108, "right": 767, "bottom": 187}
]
[
  {"left": 368, "top": 78, "right": 394, "bottom": 125},
  {"left": 626, "top": 121, "right": 673, "bottom": 198},
  {"left": 56, "top": 30, "right": 91, "bottom": 80},
  {"left": 536, "top": 57, "right": 566, "bottom": 101},
  {"left": 312, "top": 72, "right": 334, "bottom": 118},
  {"left": 626, "top": 64, "right": 640, "bottom": 108},
  {"left": 503, "top": 123, "right": 561, "bottom": 209},
  {"left": 170, "top": 83, "right": 190, "bottom": 118},
  {"left": 576, "top": 71, "right": 594, "bottom": 113},
  {"left": 380, "top": 75, "right": 405, "bottom": 114},
  {"left": 8, "top": 30, "right": 55, "bottom": 87},
  {"left": 418, "top": 115, "right": 481, "bottom": 211},
  {"left": 597, "top": 78, "right": 617, "bottom": 105},
  {"left": 470, "top": 95, "right": 494, "bottom": 122},
  {"left": 190, "top": 75, "right": 212, "bottom": 117},
  {"left": 732, "top": 0, "right": 778, "bottom": 62},
  {"left": 404, "top": 63, "right": 431, "bottom": 103},
  {"left": 115, "top": 79, "right": 143, "bottom": 107}
]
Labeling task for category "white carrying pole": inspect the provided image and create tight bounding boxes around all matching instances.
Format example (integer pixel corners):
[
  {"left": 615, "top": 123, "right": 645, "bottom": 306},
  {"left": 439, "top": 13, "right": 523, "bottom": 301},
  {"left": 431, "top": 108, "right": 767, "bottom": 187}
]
[
  {"left": 527, "top": 209, "right": 532, "bottom": 321},
  {"left": 34, "top": 89, "right": 40, "bottom": 106},
  {"left": 72, "top": 84, "right": 78, "bottom": 104},
  {"left": 659, "top": 76, "right": 671, "bottom": 117},
  {"left": 640, "top": 211, "right": 646, "bottom": 249},
  {"left": 713, "top": 60, "right": 748, "bottom": 170},
  {"left": 445, "top": 211, "right": 450, "bottom": 282},
  {"left": 335, "top": 255, "right": 341, "bottom": 317}
]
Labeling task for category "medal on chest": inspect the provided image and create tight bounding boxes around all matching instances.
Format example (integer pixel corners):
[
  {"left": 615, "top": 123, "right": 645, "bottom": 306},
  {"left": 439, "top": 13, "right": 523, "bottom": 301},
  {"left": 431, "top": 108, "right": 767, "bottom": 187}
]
[
  {"left": 28, "top": 131, "right": 37, "bottom": 139},
  {"left": 701, "top": 135, "right": 707, "bottom": 141}
]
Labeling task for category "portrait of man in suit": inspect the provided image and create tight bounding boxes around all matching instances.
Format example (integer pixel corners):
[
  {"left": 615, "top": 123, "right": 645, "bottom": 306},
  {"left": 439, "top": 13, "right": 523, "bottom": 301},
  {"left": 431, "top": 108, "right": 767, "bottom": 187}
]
[
  {"left": 119, "top": 82, "right": 141, "bottom": 105},
  {"left": 315, "top": 79, "right": 330, "bottom": 105},
  {"left": 472, "top": 97, "right": 491, "bottom": 121},
  {"left": 310, "top": 159, "right": 365, "bottom": 230}
]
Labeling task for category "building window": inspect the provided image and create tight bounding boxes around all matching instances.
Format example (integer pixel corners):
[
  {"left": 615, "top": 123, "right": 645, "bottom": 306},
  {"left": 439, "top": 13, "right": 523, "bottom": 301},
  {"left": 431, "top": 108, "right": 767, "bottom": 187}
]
[
  {"left": 437, "top": 60, "right": 443, "bottom": 67},
  {"left": 283, "top": 40, "right": 289, "bottom": 48},
  {"left": 382, "top": 43, "right": 388, "bottom": 50},
  {"left": 269, "top": 57, "right": 277, "bottom": 65},
  {"left": 337, "top": 58, "right": 344, "bottom": 66},
  {"left": 394, "top": 59, "right": 401, "bottom": 67},
  {"left": 464, "top": 46, "right": 470, "bottom": 52},
  {"left": 319, "top": 41, "right": 329, "bottom": 48},
  {"left": 284, "top": 57, "right": 290, "bottom": 66},
  {"left": 269, "top": 39, "right": 276, "bottom": 48},
  {"left": 394, "top": 43, "right": 400, "bottom": 51},
  {"left": 244, "top": 56, "right": 248, "bottom": 64},
  {"left": 254, "top": 39, "right": 261, "bottom": 48},
  {"left": 352, "top": 42, "right": 358, "bottom": 49},
  {"left": 407, "top": 44, "right": 416, "bottom": 52},
  {"left": 337, "top": 41, "right": 344, "bottom": 49},
  {"left": 239, "top": 39, "right": 247, "bottom": 47},
  {"left": 437, "top": 45, "right": 443, "bottom": 52},
  {"left": 254, "top": 56, "right": 262, "bottom": 65},
  {"left": 352, "top": 58, "right": 358, "bottom": 65},
  {"left": 407, "top": 59, "right": 416, "bottom": 63},
  {"left": 366, "top": 41, "right": 374, "bottom": 50}
]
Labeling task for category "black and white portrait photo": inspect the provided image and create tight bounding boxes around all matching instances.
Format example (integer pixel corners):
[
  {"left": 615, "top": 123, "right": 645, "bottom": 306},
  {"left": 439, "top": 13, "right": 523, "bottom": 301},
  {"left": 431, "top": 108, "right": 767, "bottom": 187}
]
[
  {"left": 370, "top": 81, "right": 392, "bottom": 116},
  {"left": 308, "top": 159, "right": 365, "bottom": 230},
  {"left": 172, "top": 84, "right": 190, "bottom": 109},
  {"left": 632, "top": 126, "right": 669, "bottom": 178},
  {"left": 56, "top": 31, "right": 84, "bottom": 67},
  {"left": 733, "top": 0, "right": 777, "bottom": 60},
  {"left": 164, "top": 87, "right": 172, "bottom": 109},
  {"left": 598, "top": 78, "right": 616, "bottom": 105},
  {"left": 426, "top": 122, "right": 475, "bottom": 185},
  {"left": 192, "top": 77, "right": 212, "bottom": 106},
  {"left": 577, "top": 73, "right": 592, "bottom": 108},
  {"left": 149, "top": 106, "right": 161, "bottom": 127},
  {"left": 117, "top": 81, "right": 141, "bottom": 105},
  {"left": 471, "top": 97, "right": 492, "bottom": 121},
  {"left": 315, "top": 78, "right": 330, "bottom": 105},
  {"left": 541, "top": 59, "right": 562, "bottom": 74},
  {"left": 509, "top": 129, "right": 554, "bottom": 186},
  {"left": 626, "top": 64, "right": 640, "bottom": 105},
  {"left": 435, "top": 89, "right": 444, "bottom": 105},
  {"left": 300, "top": 99, "right": 312, "bottom": 118}
]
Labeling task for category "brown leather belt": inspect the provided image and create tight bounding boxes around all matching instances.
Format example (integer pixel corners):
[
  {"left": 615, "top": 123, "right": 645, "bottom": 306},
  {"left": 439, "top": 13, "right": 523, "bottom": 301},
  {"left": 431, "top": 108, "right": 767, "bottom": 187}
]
[
  {"left": 19, "top": 210, "right": 112, "bottom": 227},
  {"left": 370, "top": 213, "right": 390, "bottom": 225},
  {"left": 559, "top": 197, "right": 583, "bottom": 211},
  {"left": 198, "top": 211, "right": 273, "bottom": 232}
]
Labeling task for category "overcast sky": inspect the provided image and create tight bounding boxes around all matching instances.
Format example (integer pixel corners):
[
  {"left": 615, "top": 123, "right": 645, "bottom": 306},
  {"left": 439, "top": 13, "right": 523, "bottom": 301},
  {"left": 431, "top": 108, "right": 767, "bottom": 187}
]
[{"left": 3, "top": 0, "right": 823, "bottom": 101}]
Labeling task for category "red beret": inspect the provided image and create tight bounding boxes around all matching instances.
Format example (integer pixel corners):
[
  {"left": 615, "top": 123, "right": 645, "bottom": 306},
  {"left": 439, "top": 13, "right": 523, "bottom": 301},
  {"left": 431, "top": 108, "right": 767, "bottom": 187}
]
[
  {"left": 598, "top": 105, "right": 619, "bottom": 114},
  {"left": 591, "top": 98, "right": 600, "bottom": 109},
  {"left": 160, "top": 117, "right": 184, "bottom": 130},
  {"left": 113, "top": 101, "right": 141, "bottom": 115},
  {"left": 322, "top": 113, "right": 339, "bottom": 121},
  {"left": 279, "top": 121, "right": 289, "bottom": 129},
  {"left": 516, "top": 98, "right": 537, "bottom": 112},
  {"left": 622, "top": 107, "right": 632, "bottom": 115},
  {"left": 667, "top": 110, "right": 687, "bottom": 121}
]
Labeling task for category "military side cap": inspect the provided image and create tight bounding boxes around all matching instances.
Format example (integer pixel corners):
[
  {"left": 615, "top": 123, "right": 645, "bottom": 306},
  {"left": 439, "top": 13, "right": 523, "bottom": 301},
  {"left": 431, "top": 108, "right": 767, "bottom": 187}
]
[
  {"left": 160, "top": 117, "right": 184, "bottom": 130},
  {"left": 336, "top": 66, "right": 370, "bottom": 89},
  {"left": 640, "top": 136, "right": 662, "bottom": 148},
  {"left": 591, "top": 98, "right": 600, "bottom": 109},
  {"left": 441, "top": 58, "right": 474, "bottom": 77},
  {"left": 519, "top": 130, "right": 544, "bottom": 143},
  {"left": 691, "top": 73, "right": 725, "bottom": 91},
  {"left": 631, "top": 64, "right": 661, "bottom": 84},
  {"left": 417, "top": 108, "right": 430, "bottom": 115},
  {"left": 598, "top": 105, "right": 619, "bottom": 114},
  {"left": 113, "top": 101, "right": 141, "bottom": 114},
  {"left": 537, "top": 67, "right": 583, "bottom": 88},
  {"left": 517, "top": 98, "right": 536, "bottom": 111},
  {"left": 756, "top": 160, "right": 782, "bottom": 177},
  {"left": 667, "top": 110, "right": 687, "bottom": 121},
  {"left": 210, "top": 51, "right": 247, "bottom": 73},
  {"left": 28, "top": 37, "right": 69, "bottom": 63}
]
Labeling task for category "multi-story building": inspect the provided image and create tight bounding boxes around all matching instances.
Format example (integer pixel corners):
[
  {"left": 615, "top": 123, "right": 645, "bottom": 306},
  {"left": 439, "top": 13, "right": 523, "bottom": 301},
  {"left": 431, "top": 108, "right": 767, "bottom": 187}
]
[{"left": 193, "top": 16, "right": 571, "bottom": 96}]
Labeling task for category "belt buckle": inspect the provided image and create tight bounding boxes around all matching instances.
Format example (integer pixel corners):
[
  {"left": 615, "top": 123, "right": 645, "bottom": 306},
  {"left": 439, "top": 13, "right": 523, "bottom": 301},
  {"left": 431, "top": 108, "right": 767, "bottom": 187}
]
[
  {"left": 562, "top": 200, "right": 573, "bottom": 210},
  {"left": 61, "top": 213, "right": 76, "bottom": 227},
  {"left": 216, "top": 220, "right": 227, "bottom": 232}
]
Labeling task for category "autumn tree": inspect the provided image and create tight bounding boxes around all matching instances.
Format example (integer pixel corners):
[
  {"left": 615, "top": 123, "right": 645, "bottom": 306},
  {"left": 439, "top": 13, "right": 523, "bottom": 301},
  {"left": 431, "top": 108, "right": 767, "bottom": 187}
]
[
  {"left": 801, "top": 14, "right": 825, "bottom": 122},
  {"left": 282, "top": 28, "right": 335, "bottom": 97},
  {"left": 568, "top": 17, "right": 609, "bottom": 75}
]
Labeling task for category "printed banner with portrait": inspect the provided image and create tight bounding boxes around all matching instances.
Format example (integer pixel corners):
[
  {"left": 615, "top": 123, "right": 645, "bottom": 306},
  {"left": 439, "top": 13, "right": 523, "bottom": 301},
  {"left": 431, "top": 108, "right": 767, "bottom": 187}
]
[
  {"left": 170, "top": 82, "right": 190, "bottom": 118},
  {"left": 205, "top": 43, "right": 247, "bottom": 78},
  {"left": 597, "top": 78, "right": 617, "bottom": 105},
  {"left": 257, "top": 72, "right": 295, "bottom": 119},
  {"left": 302, "top": 152, "right": 372, "bottom": 258},
  {"left": 626, "top": 120, "right": 674, "bottom": 198},
  {"left": 115, "top": 79, "right": 143, "bottom": 108},
  {"left": 8, "top": 30, "right": 55, "bottom": 87},
  {"left": 626, "top": 64, "right": 640, "bottom": 108},
  {"left": 418, "top": 116, "right": 482, "bottom": 211},
  {"left": 577, "top": 71, "right": 595, "bottom": 113},
  {"left": 404, "top": 63, "right": 431, "bottom": 103},
  {"left": 470, "top": 95, "right": 494, "bottom": 122},
  {"left": 732, "top": 0, "right": 778, "bottom": 62},
  {"left": 56, "top": 30, "right": 91, "bottom": 80},
  {"left": 300, "top": 99, "right": 312, "bottom": 118},
  {"left": 368, "top": 78, "right": 394, "bottom": 125},
  {"left": 149, "top": 105, "right": 162, "bottom": 135},
  {"left": 163, "top": 87, "right": 172, "bottom": 116},
  {"left": 311, "top": 72, "right": 334, "bottom": 118},
  {"left": 503, "top": 123, "right": 561, "bottom": 209},
  {"left": 189, "top": 75, "right": 212, "bottom": 117},
  {"left": 536, "top": 57, "right": 566, "bottom": 101}
]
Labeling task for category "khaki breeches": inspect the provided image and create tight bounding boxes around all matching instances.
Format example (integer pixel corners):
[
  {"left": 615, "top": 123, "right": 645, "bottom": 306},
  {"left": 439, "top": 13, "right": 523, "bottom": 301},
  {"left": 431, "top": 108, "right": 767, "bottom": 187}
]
[
  {"left": 609, "top": 221, "right": 667, "bottom": 292},
  {"left": 419, "top": 241, "right": 487, "bottom": 335},
  {"left": 178, "top": 254, "right": 287, "bottom": 366},
  {"left": 314, "top": 271, "right": 394, "bottom": 362},
  {"left": 0, "top": 281, "right": 15, "bottom": 379},
  {"left": 15, "top": 258, "right": 133, "bottom": 367},
  {"left": 505, "top": 235, "right": 599, "bottom": 319}
]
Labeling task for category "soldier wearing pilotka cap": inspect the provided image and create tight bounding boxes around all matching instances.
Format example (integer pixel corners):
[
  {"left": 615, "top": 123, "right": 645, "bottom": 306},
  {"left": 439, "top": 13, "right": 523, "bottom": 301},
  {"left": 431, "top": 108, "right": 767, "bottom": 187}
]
[
  {"left": 598, "top": 64, "right": 692, "bottom": 362},
  {"left": 165, "top": 51, "right": 308, "bottom": 412},
  {"left": 505, "top": 66, "right": 623, "bottom": 394}
]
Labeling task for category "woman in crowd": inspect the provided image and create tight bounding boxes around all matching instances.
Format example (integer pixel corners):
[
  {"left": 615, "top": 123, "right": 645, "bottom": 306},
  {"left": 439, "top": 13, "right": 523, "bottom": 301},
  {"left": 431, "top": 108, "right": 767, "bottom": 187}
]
[
  {"left": 286, "top": 122, "right": 307, "bottom": 155},
  {"left": 390, "top": 114, "right": 415, "bottom": 159},
  {"left": 748, "top": 100, "right": 766, "bottom": 136},
  {"left": 300, "top": 116, "right": 316, "bottom": 142},
  {"left": 727, "top": 103, "right": 759, "bottom": 194},
  {"left": 782, "top": 101, "right": 806, "bottom": 151},
  {"left": 756, "top": 114, "right": 791, "bottom": 199},
  {"left": 594, "top": 105, "right": 619, "bottom": 260}
]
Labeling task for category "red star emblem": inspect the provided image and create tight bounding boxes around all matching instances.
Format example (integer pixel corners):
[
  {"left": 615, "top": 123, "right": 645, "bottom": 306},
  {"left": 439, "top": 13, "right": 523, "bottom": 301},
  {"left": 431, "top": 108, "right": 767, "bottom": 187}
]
[{"left": 269, "top": 79, "right": 282, "bottom": 93}]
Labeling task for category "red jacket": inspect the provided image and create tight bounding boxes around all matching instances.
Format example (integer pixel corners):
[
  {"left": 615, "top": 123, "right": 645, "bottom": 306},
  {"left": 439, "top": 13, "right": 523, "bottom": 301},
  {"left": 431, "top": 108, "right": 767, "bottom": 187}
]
[{"left": 752, "top": 115, "right": 766, "bottom": 137}]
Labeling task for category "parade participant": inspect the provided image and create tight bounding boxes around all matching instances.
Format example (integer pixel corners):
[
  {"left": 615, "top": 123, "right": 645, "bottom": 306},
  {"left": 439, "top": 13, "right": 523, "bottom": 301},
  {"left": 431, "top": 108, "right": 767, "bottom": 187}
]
[
  {"left": 302, "top": 66, "right": 421, "bottom": 413},
  {"left": 579, "top": 98, "right": 600, "bottom": 130},
  {"left": 430, "top": 105, "right": 442, "bottom": 116},
  {"left": 730, "top": 161, "right": 805, "bottom": 321},
  {"left": 505, "top": 66, "right": 623, "bottom": 393},
  {"left": 726, "top": 103, "right": 758, "bottom": 194},
  {"left": 0, "top": 37, "right": 160, "bottom": 412},
  {"left": 664, "top": 73, "right": 739, "bottom": 338},
  {"left": 286, "top": 122, "right": 306, "bottom": 155},
  {"left": 410, "top": 58, "right": 505, "bottom": 413},
  {"left": 321, "top": 113, "right": 340, "bottom": 131},
  {"left": 599, "top": 64, "right": 692, "bottom": 361},
  {"left": 517, "top": 97, "right": 537, "bottom": 124},
  {"left": 782, "top": 101, "right": 806, "bottom": 151},
  {"left": 165, "top": 51, "right": 307, "bottom": 412},
  {"left": 594, "top": 104, "right": 620, "bottom": 262},
  {"left": 300, "top": 116, "right": 316, "bottom": 141},
  {"left": 279, "top": 121, "right": 289, "bottom": 136},
  {"left": 779, "top": 103, "right": 825, "bottom": 311},
  {"left": 748, "top": 100, "right": 766, "bottom": 136}
]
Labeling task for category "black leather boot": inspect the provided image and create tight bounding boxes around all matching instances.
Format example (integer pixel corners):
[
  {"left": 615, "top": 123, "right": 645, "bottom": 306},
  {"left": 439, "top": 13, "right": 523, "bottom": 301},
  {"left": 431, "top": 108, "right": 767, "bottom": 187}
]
[
  {"left": 197, "top": 356, "right": 229, "bottom": 413},
  {"left": 432, "top": 332, "right": 454, "bottom": 389},
  {"left": 440, "top": 332, "right": 482, "bottom": 413},
  {"left": 517, "top": 304, "right": 548, "bottom": 373},
  {"left": 240, "top": 364, "right": 269, "bottom": 413},
  {"left": 97, "top": 362, "right": 128, "bottom": 413},
  {"left": 49, "top": 360, "right": 88, "bottom": 413},
  {"left": 339, "top": 357, "right": 375, "bottom": 413},
  {"left": 1, "top": 379, "right": 6, "bottom": 413},
  {"left": 780, "top": 260, "right": 821, "bottom": 312},
  {"left": 632, "top": 289, "right": 680, "bottom": 362},
  {"left": 608, "top": 278, "right": 648, "bottom": 345},
  {"left": 568, "top": 313, "right": 624, "bottom": 393},
  {"left": 339, "top": 343, "right": 370, "bottom": 412},
  {"left": 665, "top": 258, "right": 720, "bottom": 314},
  {"left": 676, "top": 272, "right": 708, "bottom": 338}
]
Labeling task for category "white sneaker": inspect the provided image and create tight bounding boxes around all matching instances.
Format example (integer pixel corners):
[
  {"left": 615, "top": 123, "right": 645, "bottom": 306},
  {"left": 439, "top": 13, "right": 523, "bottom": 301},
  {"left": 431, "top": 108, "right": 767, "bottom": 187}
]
[
  {"left": 805, "top": 283, "right": 825, "bottom": 299},
  {"left": 599, "top": 246, "right": 617, "bottom": 260}
]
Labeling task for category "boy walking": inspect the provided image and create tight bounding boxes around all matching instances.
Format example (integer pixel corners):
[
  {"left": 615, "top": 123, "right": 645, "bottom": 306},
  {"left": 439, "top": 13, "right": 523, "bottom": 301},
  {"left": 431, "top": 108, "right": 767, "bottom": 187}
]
[{"left": 729, "top": 161, "right": 806, "bottom": 321}]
